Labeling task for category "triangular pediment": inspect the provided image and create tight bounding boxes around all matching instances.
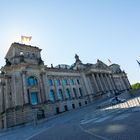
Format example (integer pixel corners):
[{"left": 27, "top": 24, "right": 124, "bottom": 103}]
[{"left": 95, "top": 59, "right": 110, "bottom": 70}]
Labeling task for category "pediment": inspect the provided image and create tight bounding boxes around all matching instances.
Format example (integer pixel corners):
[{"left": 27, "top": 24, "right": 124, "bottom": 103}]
[{"left": 95, "top": 60, "right": 110, "bottom": 70}]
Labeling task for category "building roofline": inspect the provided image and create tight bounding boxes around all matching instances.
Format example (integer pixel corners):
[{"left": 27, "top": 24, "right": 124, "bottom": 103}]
[{"left": 5, "top": 42, "right": 42, "bottom": 58}]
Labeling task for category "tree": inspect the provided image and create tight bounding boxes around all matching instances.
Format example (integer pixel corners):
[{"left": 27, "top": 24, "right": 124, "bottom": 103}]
[{"left": 131, "top": 83, "right": 140, "bottom": 90}]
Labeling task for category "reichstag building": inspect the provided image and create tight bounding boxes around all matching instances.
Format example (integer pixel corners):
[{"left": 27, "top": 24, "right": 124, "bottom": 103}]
[{"left": 0, "top": 43, "right": 131, "bottom": 128}]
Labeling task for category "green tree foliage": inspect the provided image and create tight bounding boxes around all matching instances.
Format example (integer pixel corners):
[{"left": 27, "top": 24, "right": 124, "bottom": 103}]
[{"left": 131, "top": 83, "right": 140, "bottom": 90}]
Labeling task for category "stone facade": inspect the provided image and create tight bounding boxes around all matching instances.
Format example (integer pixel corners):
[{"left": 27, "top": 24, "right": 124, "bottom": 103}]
[{"left": 0, "top": 43, "right": 131, "bottom": 129}]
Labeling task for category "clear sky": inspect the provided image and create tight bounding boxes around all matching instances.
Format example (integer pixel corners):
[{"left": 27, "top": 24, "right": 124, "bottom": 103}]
[{"left": 0, "top": 0, "right": 140, "bottom": 84}]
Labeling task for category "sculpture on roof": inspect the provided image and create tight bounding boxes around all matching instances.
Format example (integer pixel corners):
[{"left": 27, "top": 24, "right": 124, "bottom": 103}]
[
  {"left": 75, "top": 54, "right": 82, "bottom": 63},
  {"left": 5, "top": 58, "right": 11, "bottom": 66}
]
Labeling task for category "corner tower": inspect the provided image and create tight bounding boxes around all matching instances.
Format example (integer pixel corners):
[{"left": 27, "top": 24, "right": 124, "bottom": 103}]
[{"left": 5, "top": 43, "right": 44, "bottom": 66}]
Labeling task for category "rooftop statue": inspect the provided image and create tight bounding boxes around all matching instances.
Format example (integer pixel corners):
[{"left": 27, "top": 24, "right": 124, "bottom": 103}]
[{"left": 75, "top": 54, "right": 82, "bottom": 63}]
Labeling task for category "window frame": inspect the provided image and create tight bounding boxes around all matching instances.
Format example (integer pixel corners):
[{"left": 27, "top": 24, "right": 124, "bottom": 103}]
[
  {"left": 50, "top": 89, "right": 55, "bottom": 102},
  {"left": 30, "top": 92, "right": 38, "bottom": 105}
]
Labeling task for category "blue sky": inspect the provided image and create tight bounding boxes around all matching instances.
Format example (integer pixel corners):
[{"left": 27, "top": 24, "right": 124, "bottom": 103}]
[{"left": 0, "top": 0, "right": 140, "bottom": 84}]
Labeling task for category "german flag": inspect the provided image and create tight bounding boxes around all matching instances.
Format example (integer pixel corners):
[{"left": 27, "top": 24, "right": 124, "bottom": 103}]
[{"left": 21, "top": 36, "right": 32, "bottom": 44}]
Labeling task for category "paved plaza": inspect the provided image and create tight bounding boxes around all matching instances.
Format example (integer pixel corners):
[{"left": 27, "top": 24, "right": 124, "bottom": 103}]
[{"left": 0, "top": 97, "right": 140, "bottom": 140}]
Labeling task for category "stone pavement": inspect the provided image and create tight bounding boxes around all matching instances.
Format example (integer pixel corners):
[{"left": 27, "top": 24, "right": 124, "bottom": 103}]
[
  {"left": 0, "top": 97, "right": 140, "bottom": 140},
  {"left": 80, "top": 107, "right": 140, "bottom": 140},
  {"left": 0, "top": 97, "right": 108, "bottom": 140}
]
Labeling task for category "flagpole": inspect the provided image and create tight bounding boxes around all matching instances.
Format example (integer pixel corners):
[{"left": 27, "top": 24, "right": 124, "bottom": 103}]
[
  {"left": 108, "top": 59, "right": 112, "bottom": 65},
  {"left": 136, "top": 60, "right": 140, "bottom": 67}
]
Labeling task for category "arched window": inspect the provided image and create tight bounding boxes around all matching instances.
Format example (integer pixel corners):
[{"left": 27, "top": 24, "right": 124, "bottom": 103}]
[
  {"left": 58, "top": 89, "right": 63, "bottom": 100},
  {"left": 79, "top": 88, "right": 83, "bottom": 97},
  {"left": 73, "top": 88, "right": 77, "bottom": 98},
  {"left": 27, "top": 76, "right": 38, "bottom": 86},
  {"left": 50, "top": 89, "right": 55, "bottom": 101},
  {"left": 66, "top": 88, "right": 71, "bottom": 99}
]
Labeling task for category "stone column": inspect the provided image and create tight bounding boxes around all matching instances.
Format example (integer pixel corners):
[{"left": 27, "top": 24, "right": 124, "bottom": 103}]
[
  {"left": 53, "top": 78, "right": 59, "bottom": 101},
  {"left": 125, "top": 76, "right": 131, "bottom": 89},
  {"left": 80, "top": 73, "right": 91, "bottom": 95},
  {"left": 69, "top": 80, "right": 75, "bottom": 98},
  {"left": 120, "top": 77, "right": 126, "bottom": 90},
  {"left": 0, "top": 83, "right": 3, "bottom": 112},
  {"left": 61, "top": 78, "right": 67, "bottom": 99},
  {"left": 86, "top": 76, "right": 93, "bottom": 94},
  {"left": 44, "top": 73, "right": 50, "bottom": 100},
  {"left": 22, "top": 71, "right": 28, "bottom": 104},
  {"left": 110, "top": 74, "right": 116, "bottom": 90},
  {"left": 100, "top": 73, "right": 107, "bottom": 92},
  {"left": 96, "top": 73, "right": 104, "bottom": 91},
  {"left": 122, "top": 77, "right": 127, "bottom": 90},
  {"left": 92, "top": 74, "right": 99, "bottom": 93},
  {"left": 40, "top": 73, "right": 47, "bottom": 103},
  {"left": 5, "top": 78, "right": 9, "bottom": 109},
  {"left": 105, "top": 74, "right": 112, "bottom": 91},
  {"left": 102, "top": 74, "right": 109, "bottom": 92},
  {"left": 118, "top": 77, "right": 123, "bottom": 90},
  {"left": 79, "top": 77, "right": 87, "bottom": 96},
  {"left": 111, "top": 75, "right": 118, "bottom": 93},
  {"left": 75, "top": 79, "right": 81, "bottom": 97},
  {"left": 108, "top": 74, "right": 114, "bottom": 91},
  {"left": 108, "top": 74, "right": 115, "bottom": 94},
  {"left": 0, "top": 82, "right": 5, "bottom": 112},
  {"left": 12, "top": 75, "right": 17, "bottom": 106}
]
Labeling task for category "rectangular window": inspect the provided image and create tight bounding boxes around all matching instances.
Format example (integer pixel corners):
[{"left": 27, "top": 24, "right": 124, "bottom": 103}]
[{"left": 31, "top": 92, "right": 38, "bottom": 105}]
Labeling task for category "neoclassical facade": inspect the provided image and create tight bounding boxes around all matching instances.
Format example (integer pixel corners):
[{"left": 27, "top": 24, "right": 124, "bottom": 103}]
[{"left": 0, "top": 43, "right": 131, "bottom": 128}]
